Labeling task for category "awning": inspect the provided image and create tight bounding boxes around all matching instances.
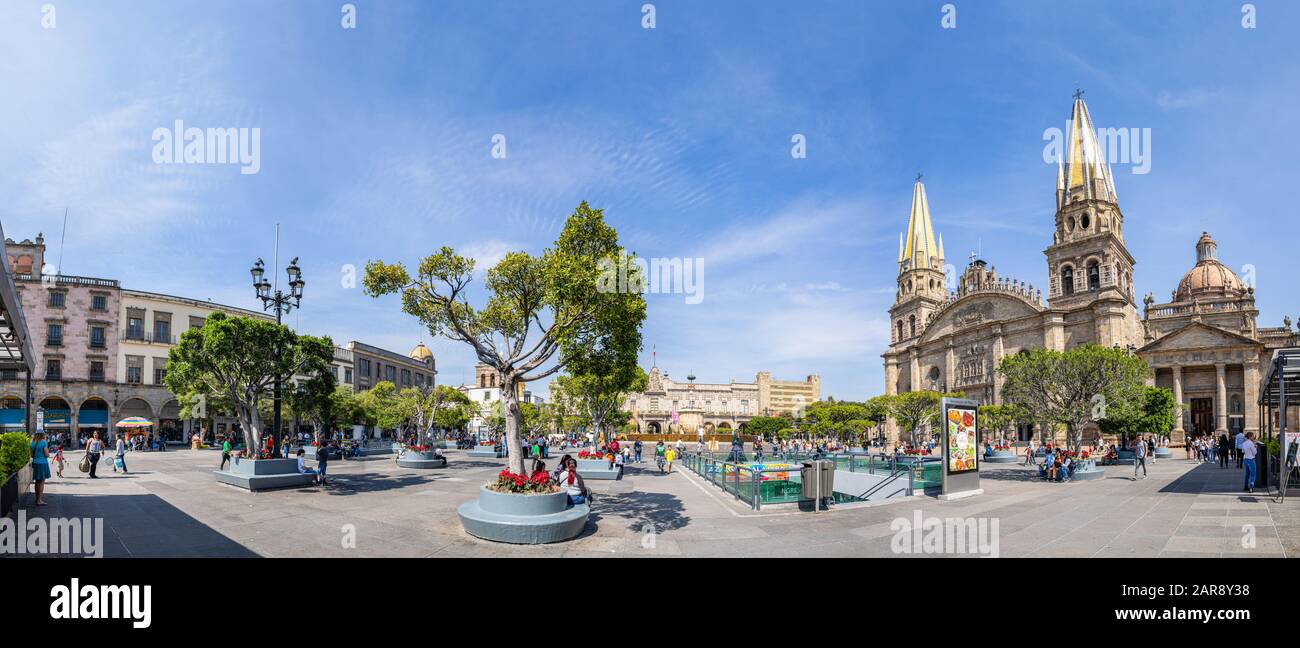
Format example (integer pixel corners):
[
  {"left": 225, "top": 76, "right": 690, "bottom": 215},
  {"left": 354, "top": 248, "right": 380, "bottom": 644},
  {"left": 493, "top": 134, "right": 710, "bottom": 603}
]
[
  {"left": 0, "top": 222, "right": 35, "bottom": 374},
  {"left": 1259, "top": 348, "right": 1300, "bottom": 408}
]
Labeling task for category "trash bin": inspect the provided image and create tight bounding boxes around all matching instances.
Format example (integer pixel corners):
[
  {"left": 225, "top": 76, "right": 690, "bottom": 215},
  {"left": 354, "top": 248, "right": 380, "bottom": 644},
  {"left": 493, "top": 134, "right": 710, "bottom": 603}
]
[{"left": 801, "top": 460, "right": 835, "bottom": 499}]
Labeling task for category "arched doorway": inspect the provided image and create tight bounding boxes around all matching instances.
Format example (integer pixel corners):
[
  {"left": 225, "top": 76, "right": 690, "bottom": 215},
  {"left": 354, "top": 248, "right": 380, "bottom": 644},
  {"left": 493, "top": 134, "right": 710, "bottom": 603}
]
[
  {"left": 79, "top": 397, "right": 110, "bottom": 445},
  {"left": 39, "top": 396, "right": 73, "bottom": 445},
  {"left": 647, "top": 421, "right": 662, "bottom": 435},
  {"left": 117, "top": 397, "right": 154, "bottom": 443}
]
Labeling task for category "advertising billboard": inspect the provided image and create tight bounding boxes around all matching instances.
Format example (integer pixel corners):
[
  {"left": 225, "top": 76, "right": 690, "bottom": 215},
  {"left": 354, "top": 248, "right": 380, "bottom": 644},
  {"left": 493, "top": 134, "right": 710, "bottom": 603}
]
[{"left": 943, "top": 400, "right": 979, "bottom": 475}]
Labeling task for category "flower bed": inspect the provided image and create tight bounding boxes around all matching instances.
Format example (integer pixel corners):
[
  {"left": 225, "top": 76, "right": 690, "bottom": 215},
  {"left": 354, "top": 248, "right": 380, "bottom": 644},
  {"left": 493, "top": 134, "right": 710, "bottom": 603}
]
[{"left": 488, "top": 469, "right": 557, "bottom": 494}]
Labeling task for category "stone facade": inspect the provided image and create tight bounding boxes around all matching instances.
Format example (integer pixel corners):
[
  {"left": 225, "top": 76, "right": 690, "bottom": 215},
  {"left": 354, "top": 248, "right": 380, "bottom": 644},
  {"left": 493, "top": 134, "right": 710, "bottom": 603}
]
[
  {"left": 621, "top": 366, "right": 820, "bottom": 434},
  {"left": 880, "top": 97, "right": 1298, "bottom": 447}
]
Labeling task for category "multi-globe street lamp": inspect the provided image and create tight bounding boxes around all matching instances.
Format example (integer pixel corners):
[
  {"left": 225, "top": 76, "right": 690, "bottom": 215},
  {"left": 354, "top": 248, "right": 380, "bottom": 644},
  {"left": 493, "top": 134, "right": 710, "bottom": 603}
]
[{"left": 250, "top": 256, "right": 304, "bottom": 453}]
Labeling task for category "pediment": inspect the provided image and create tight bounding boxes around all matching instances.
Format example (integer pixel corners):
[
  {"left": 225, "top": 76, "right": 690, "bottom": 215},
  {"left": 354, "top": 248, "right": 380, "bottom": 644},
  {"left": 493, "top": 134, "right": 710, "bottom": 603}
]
[
  {"left": 920, "top": 293, "right": 1043, "bottom": 344},
  {"left": 1139, "top": 321, "right": 1259, "bottom": 354}
]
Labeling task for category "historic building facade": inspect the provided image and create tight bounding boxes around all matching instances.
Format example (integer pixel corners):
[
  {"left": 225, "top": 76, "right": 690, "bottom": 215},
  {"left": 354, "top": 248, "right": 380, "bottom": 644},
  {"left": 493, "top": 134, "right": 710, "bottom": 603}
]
[
  {"left": 621, "top": 365, "right": 820, "bottom": 435},
  {"left": 0, "top": 234, "right": 437, "bottom": 445},
  {"left": 880, "top": 96, "right": 1297, "bottom": 445}
]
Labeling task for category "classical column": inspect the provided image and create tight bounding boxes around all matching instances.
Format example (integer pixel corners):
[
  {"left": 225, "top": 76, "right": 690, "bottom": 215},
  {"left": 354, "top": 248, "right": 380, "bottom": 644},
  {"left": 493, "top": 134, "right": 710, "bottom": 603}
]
[
  {"left": 1244, "top": 358, "right": 1261, "bottom": 436},
  {"left": 1215, "top": 363, "right": 1229, "bottom": 434},
  {"left": 945, "top": 340, "right": 955, "bottom": 392},
  {"left": 909, "top": 349, "right": 920, "bottom": 393},
  {"left": 992, "top": 326, "right": 1005, "bottom": 405},
  {"left": 884, "top": 357, "right": 899, "bottom": 396},
  {"left": 1172, "top": 365, "right": 1185, "bottom": 437}
]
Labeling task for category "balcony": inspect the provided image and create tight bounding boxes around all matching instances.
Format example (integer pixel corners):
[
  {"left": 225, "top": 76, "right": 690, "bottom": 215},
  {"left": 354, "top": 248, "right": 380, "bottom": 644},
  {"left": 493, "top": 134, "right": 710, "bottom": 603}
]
[
  {"left": 46, "top": 337, "right": 62, "bottom": 347},
  {"left": 121, "top": 331, "right": 176, "bottom": 345}
]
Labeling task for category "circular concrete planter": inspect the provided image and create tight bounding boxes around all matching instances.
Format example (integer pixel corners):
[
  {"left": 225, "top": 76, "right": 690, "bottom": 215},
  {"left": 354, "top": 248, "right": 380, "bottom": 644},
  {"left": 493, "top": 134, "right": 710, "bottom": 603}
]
[
  {"left": 984, "top": 450, "right": 1018, "bottom": 464},
  {"left": 1071, "top": 459, "right": 1105, "bottom": 481},
  {"left": 1154, "top": 447, "right": 1173, "bottom": 459},
  {"left": 397, "top": 450, "right": 447, "bottom": 469},
  {"left": 458, "top": 485, "right": 589, "bottom": 544}
]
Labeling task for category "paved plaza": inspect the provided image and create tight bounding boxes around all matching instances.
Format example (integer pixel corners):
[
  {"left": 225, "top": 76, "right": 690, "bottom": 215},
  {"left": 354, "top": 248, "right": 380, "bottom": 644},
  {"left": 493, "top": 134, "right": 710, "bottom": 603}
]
[{"left": 13, "top": 447, "right": 1298, "bottom": 558}]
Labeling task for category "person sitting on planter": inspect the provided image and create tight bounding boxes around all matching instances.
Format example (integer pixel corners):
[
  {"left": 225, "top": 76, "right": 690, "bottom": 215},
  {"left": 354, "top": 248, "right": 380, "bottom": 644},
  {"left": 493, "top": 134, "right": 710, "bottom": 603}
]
[
  {"left": 1058, "top": 455, "right": 1072, "bottom": 482},
  {"left": 1040, "top": 446, "right": 1055, "bottom": 479},
  {"left": 296, "top": 449, "right": 322, "bottom": 485},
  {"left": 553, "top": 454, "right": 572, "bottom": 482},
  {"left": 557, "top": 457, "right": 589, "bottom": 505}
]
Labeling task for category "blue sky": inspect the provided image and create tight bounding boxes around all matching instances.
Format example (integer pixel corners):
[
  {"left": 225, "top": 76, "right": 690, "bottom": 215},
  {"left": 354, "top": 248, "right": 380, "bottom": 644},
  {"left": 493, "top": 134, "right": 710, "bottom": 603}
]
[{"left": 2, "top": 0, "right": 1297, "bottom": 399}]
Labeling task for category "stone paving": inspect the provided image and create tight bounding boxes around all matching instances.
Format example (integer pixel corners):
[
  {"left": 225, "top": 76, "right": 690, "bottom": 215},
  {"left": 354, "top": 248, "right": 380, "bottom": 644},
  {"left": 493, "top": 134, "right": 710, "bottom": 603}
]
[{"left": 9, "top": 446, "right": 1297, "bottom": 558}]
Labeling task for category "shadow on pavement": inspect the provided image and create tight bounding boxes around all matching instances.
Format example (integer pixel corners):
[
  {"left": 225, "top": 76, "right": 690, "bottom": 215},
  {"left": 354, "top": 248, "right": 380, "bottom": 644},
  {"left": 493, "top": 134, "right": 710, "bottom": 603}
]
[{"left": 588, "top": 490, "right": 691, "bottom": 534}]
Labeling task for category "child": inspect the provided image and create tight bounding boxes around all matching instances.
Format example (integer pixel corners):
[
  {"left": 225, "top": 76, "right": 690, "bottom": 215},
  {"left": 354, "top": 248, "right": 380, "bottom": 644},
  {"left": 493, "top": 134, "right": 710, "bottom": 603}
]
[{"left": 53, "top": 443, "right": 66, "bottom": 478}]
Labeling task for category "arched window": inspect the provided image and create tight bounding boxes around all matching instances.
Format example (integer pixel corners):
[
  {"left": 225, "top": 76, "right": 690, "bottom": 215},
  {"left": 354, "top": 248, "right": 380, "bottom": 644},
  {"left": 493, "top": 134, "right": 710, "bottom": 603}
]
[
  {"left": 1087, "top": 262, "right": 1100, "bottom": 291},
  {"left": 1061, "top": 266, "right": 1075, "bottom": 296},
  {"left": 909, "top": 315, "right": 916, "bottom": 338},
  {"left": 897, "top": 320, "right": 904, "bottom": 341}
]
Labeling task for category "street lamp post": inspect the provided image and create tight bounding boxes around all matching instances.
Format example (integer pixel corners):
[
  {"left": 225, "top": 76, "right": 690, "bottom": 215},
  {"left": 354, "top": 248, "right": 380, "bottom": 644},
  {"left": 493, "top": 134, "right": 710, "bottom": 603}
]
[{"left": 250, "top": 256, "right": 305, "bottom": 454}]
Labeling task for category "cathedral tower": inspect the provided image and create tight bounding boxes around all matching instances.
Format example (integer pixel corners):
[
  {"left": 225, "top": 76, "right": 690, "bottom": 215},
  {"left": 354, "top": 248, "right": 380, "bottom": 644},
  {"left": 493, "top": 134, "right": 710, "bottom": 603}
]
[
  {"left": 888, "top": 178, "right": 947, "bottom": 360},
  {"left": 1044, "top": 94, "right": 1141, "bottom": 347}
]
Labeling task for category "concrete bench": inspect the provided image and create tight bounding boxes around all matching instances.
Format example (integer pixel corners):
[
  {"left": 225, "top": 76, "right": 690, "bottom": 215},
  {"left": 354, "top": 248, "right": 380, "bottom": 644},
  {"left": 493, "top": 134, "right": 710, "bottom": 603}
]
[
  {"left": 575, "top": 459, "right": 622, "bottom": 480},
  {"left": 466, "top": 445, "right": 499, "bottom": 458},
  {"left": 397, "top": 454, "right": 448, "bottom": 469},
  {"left": 213, "top": 457, "right": 318, "bottom": 491},
  {"left": 457, "top": 486, "right": 588, "bottom": 544}
]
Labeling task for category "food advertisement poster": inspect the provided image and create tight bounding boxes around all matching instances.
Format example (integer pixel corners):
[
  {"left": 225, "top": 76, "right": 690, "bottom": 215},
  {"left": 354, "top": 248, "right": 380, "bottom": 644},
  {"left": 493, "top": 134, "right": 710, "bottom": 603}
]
[{"left": 945, "top": 404, "right": 978, "bottom": 475}]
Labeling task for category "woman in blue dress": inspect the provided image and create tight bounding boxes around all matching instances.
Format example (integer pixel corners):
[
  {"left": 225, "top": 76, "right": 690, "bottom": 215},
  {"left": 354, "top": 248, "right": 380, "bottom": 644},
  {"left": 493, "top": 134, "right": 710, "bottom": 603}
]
[{"left": 30, "top": 431, "right": 51, "bottom": 506}]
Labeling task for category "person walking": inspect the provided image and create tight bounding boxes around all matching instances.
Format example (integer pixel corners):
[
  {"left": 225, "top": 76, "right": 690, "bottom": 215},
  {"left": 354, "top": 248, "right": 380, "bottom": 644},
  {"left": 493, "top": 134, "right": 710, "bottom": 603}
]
[
  {"left": 664, "top": 445, "right": 676, "bottom": 474},
  {"left": 1234, "top": 429, "right": 1245, "bottom": 468},
  {"left": 1133, "top": 436, "right": 1148, "bottom": 479},
  {"left": 113, "top": 433, "right": 128, "bottom": 474},
  {"left": 1218, "top": 432, "right": 1230, "bottom": 468},
  {"left": 53, "top": 442, "right": 65, "bottom": 478},
  {"left": 1147, "top": 436, "right": 1157, "bottom": 465},
  {"left": 220, "top": 436, "right": 232, "bottom": 470},
  {"left": 30, "top": 431, "right": 51, "bottom": 506},
  {"left": 86, "top": 431, "right": 104, "bottom": 479},
  {"left": 633, "top": 439, "right": 643, "bottom": 463},
  {"left": 1024, "top": 443, "right": 1036, "bottom": 466},
  {"left": 1241, "top": 432, "right": 1258, "bottom": 493}
]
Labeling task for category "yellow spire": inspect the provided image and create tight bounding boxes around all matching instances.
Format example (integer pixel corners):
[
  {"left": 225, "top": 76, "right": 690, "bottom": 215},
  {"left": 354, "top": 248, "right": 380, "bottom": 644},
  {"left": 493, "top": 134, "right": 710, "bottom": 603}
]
[
  {"left": 901, "top": 178, "right": 939, "bottom": 267},
  {"left": 1063, "top": 93, "right": 1117, "bottom": 203}
]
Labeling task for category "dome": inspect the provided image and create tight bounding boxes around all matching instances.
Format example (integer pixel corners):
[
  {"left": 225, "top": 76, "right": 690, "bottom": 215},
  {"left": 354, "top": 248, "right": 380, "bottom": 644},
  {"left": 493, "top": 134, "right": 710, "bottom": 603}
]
[
  {"left": 409, "top": 343, "right": 433, "bottom": 361},
  {"left": 1174, "top": 232, "right": 1246, "bottom": 302}
]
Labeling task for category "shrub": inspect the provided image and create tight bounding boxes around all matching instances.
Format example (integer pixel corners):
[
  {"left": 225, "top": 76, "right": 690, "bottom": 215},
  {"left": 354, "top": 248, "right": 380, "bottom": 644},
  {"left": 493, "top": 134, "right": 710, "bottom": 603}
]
[{"left": 0, "top": 432, "right": 32, "bottom": 478}]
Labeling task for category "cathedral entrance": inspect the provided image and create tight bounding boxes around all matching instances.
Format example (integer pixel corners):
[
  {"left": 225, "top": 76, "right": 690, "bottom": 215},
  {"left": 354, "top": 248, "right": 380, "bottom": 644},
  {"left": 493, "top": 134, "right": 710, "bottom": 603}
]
[{"left": 1190, "top": 398, "right": 1214, "bottom": 437}]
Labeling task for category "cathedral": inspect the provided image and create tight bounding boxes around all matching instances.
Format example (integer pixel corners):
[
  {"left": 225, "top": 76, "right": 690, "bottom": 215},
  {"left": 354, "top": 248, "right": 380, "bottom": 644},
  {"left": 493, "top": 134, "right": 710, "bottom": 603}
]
[{"left": 881, "top": 95, "right": 1298, "bottom": 446}]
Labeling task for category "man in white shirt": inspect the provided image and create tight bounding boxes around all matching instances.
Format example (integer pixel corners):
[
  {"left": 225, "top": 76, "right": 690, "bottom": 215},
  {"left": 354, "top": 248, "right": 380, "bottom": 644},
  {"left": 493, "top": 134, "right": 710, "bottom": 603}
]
[
  {"left": 1240, "top": 432, "right": 1258, "bottom": 493},
  {"left": 1234, "top": 430, "right": 1246, "bottom": 468}
]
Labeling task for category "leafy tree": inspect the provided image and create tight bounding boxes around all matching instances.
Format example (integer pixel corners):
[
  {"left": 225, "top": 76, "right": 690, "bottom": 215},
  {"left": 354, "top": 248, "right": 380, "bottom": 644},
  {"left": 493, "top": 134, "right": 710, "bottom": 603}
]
[
  {"left": 364, "top": 202, "right": 647, "bottom": 474},
  {"left": 555, "top": 366, "right": 648, "bottom": 444},
  {"left": 355, "top": 381, "right": 412, "bottom": 438},
  {"left": 164, "top": 313, "right": 334, "bottom": 455},
  {"left": 1099, "top": 386, "right": 1176, "bottom": 444},
  {"left": 889, "top": 391, "right": 962, "bottom": 448},
  {"left": 400, "top": 384, "right": 473, "bottom": 444},
  {"left": 286, "top": 371, "right": 339, "bottom": 443},
  {"left": 864, "top": 395, "right": 893, "bottom": 443},
  {"left": 431, "top": 387, "right": 474, "bottom": 435},
  {"left": 745, "top": 416, "right": 787, "bottom": 440},
  {"left": 978, "top": 403, "right": 1026, "bottom": 447},
  {"left": 998, "top": 344, "right": 1150, "bottom": 451}
]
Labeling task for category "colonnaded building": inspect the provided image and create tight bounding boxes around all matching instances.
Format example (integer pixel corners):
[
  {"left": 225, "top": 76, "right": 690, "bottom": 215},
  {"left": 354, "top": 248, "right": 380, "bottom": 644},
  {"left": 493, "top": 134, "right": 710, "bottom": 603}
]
[
  {"left": 622, "top": 365, "right": 820, "bottom": 435},
  {"left": 882, "top": 95, "right": 1299, "bottom": 446},
  {"left": 0, "top": 234, "right": 436, "bottom": 446}
]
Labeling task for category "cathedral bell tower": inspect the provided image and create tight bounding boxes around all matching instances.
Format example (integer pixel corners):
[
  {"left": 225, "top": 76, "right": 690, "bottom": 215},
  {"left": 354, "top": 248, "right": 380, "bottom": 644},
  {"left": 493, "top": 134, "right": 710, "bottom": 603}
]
[
  {"left": 1044, "top": 93, "right": 1141, "bottom": 347},
  {"left": 889, "top": 177, "right": 948, "bottom": 352}
]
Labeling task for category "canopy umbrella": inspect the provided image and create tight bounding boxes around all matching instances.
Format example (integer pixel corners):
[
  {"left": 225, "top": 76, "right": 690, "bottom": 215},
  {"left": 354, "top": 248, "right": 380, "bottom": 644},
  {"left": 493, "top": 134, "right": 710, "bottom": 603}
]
[{"left": 115, "top": 417, "right": 153, "bottom": 428}]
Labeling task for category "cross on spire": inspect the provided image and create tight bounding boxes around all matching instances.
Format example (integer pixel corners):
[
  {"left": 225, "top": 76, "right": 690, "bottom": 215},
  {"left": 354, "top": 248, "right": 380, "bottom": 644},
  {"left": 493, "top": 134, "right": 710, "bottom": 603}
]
[
  {"left": 915, "top": 172, "right": 923, "bottom": 183},
  {"left": 1073, "top": 88, "right": 1085, "bottom": 101},
  {"left": 969, "top": 251, "right": 978, "bottom": 265}
]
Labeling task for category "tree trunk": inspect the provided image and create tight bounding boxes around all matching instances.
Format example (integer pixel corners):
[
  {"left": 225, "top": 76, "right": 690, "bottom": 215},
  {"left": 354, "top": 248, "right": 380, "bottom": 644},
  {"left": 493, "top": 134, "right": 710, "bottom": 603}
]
[{"left": 501, "top": 376, "right": 525, "bottom": 475}]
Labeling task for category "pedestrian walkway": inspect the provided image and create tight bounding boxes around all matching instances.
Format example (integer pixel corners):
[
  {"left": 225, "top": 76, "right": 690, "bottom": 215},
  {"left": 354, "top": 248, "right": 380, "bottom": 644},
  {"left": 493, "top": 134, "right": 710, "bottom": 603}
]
[{"left": 6, "top": 448, "right": 1294, "bottom": 558}]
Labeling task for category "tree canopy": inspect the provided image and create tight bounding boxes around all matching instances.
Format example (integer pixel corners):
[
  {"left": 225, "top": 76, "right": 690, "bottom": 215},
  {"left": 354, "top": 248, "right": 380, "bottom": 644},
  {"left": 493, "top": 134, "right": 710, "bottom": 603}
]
[
  {"left": 164, "top": 312, "right": 335, "bottom": 454},
  {"left": 998, "top": 344, "right": 1150, "bottom": 450},
  {"left": 364, "top": 202, "right": 646, "bottom": 474}
]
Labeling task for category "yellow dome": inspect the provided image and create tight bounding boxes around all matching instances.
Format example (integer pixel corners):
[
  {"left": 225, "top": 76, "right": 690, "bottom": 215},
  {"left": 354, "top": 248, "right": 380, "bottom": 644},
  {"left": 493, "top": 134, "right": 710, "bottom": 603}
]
[
  {"left": 1174, "top": 232, "right": 1246, "bottom": 302},
  {"left": 409, "top": 343, "right": 433, "bottom": 361}
]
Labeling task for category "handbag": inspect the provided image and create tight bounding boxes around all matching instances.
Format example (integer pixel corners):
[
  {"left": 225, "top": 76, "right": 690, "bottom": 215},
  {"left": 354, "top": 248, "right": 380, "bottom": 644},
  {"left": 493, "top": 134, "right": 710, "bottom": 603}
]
[
  {"left": 78, "top": 455, "right": 90, "bottom": 473},
  {"left": 115, "top": 457, "right": 125, "bottom": 469}
]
